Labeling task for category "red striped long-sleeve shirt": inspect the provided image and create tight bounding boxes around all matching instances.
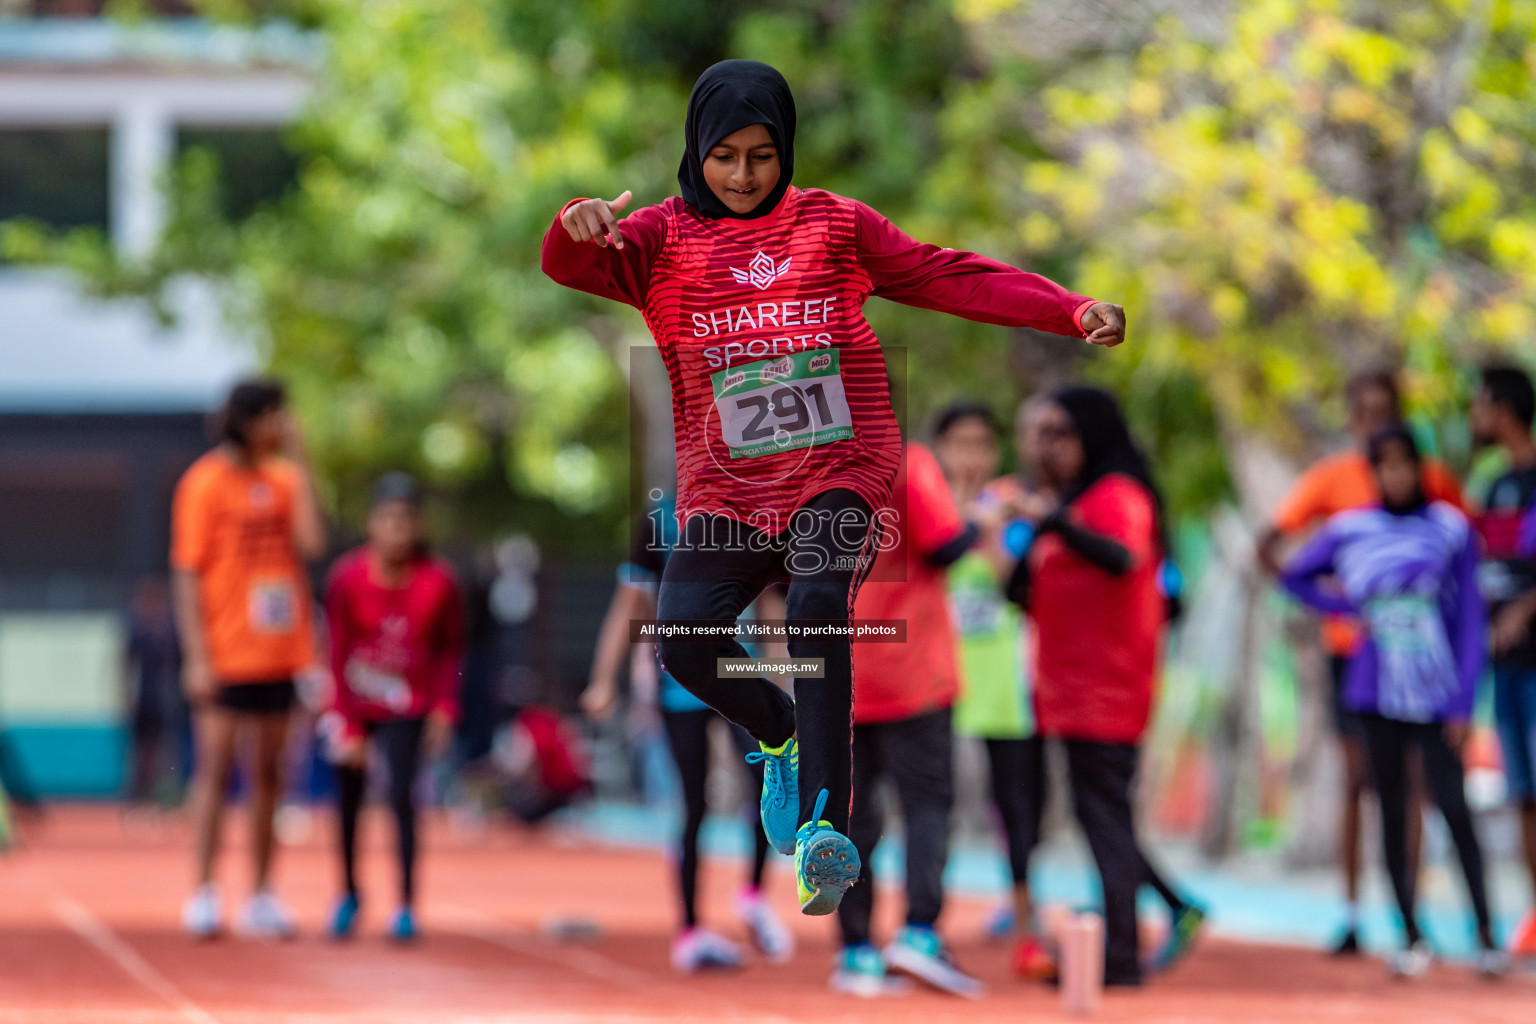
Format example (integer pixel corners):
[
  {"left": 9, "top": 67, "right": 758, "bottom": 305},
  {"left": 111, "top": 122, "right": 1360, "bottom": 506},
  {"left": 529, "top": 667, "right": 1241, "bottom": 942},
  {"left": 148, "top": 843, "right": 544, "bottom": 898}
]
[
  {"left": 326, "top": 549, "right": 464, "bottom": 737},
  {"left": 542, "top": 186, "right": 1094, "bottom": 533}
]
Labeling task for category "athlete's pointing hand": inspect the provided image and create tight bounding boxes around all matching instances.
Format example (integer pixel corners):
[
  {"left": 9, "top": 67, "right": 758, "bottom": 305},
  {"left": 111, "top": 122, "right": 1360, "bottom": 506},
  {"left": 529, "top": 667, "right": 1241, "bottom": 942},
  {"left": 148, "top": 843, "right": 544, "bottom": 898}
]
[
  {"left": 561, "top": 190, "right": 633, "bottom": 250},
  {"left": 1081, "top": 302, "right": 1126, "bottom": 348}
]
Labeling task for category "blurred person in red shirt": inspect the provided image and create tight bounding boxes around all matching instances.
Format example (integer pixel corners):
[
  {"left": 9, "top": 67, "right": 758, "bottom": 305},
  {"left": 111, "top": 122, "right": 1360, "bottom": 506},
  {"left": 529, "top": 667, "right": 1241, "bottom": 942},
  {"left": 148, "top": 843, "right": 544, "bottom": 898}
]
[
  {"left": 830, "top": 440, "right": 984, "bottom": 998},
  {"left": 324, "top": 473, "right": 463, "bottom": 943},
  {"left": 1003, "top": 386, "right": 1193, "bottom": 988},
  {"left": 1257, "top": 370, "right": 1466, "bottom": 955}
]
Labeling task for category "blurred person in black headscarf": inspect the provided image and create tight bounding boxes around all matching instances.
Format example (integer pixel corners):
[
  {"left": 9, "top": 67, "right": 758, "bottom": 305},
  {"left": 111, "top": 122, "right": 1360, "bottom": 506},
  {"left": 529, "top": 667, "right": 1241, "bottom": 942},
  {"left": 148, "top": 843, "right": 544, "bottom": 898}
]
[{"left": 1003, "top": 386, "right": 1200, "bottom": 987}]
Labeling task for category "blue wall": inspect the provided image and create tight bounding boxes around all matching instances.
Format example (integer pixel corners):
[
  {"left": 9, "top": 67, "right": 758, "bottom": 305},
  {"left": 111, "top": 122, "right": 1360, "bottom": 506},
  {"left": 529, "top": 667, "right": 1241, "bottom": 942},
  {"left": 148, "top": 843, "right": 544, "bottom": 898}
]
[{"left": 2, "top": 724, "right": 124, "bottom": 798}]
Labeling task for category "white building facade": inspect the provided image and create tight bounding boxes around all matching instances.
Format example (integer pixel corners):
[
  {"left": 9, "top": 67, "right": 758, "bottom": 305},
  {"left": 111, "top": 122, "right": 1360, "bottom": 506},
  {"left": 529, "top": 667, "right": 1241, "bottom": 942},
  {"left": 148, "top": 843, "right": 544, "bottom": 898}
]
[{"left": 0, "top": 13, "right": 313, "bottom": 796}]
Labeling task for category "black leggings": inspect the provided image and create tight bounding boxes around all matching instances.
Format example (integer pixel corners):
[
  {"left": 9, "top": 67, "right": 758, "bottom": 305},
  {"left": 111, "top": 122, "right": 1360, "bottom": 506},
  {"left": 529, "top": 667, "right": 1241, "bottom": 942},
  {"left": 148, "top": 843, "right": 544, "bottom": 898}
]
[
  {"left": 985, "top": 737, "right": 1045, "bottom": 885},
  {"left": 662, "top": 709, "right": 770, "bottom": 929},
  {"left": 1358, "top": 714, "right": 1493, "bottom": 948},
  {"left": 337, "top": 717, "right": 426, "bottom": 907},
  {"left": 656, "top": 489, "right": 878, "bottom": 832},
  {"left": 987, "top": 736, "right": 1182, "bottom": 913},
  {"left": 839, "top": 709, "right": 954, "bottom": 947},
  {"left": 1064, "top": 740, "right": 1185, "bottom": 986}
]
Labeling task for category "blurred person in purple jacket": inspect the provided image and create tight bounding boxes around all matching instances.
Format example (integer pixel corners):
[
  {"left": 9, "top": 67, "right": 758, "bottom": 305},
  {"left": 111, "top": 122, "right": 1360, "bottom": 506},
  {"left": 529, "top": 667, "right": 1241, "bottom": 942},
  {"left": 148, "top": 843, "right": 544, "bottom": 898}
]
[{"left": 1281, "top": 424, "right": 1501, "bottom": 979}]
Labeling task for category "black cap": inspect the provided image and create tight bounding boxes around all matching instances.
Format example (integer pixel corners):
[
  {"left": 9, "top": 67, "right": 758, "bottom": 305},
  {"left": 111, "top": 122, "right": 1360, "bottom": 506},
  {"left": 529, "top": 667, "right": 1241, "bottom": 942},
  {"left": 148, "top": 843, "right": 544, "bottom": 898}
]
[{"left": 372, "top": 472, "right": 422, "bottom": 508}]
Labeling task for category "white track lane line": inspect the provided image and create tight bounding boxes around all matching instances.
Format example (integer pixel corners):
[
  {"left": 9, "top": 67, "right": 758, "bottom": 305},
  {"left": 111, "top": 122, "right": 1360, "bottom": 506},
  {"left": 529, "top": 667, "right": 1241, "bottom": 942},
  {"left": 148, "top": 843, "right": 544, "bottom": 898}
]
[
  {"left": 52, "top": 898, "right": 221, "bottom": 1024},
  {"left": 430, "top": 902, "right": 796, "bottom": 1024},
  {"left": 430, "top": 901, "right": 656, "bottom": 990}
]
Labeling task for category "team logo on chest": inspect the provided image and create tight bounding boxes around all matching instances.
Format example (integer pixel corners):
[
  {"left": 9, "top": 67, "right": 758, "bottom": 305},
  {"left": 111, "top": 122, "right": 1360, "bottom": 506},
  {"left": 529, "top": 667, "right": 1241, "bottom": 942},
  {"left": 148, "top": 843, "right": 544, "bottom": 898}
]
[{"left": 731, "top": 250, "right": 793, "bottom": 290}]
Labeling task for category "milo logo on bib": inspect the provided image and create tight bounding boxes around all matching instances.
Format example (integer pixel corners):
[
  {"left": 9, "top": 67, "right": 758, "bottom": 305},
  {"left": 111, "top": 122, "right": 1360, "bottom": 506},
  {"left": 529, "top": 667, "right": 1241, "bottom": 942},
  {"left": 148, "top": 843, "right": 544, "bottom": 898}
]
[
  {"left": 711, "top": 349, "right": 855, "bottom": 459},
  {"left": 761, "top": 356, "right": 795, "bottom": 381}
]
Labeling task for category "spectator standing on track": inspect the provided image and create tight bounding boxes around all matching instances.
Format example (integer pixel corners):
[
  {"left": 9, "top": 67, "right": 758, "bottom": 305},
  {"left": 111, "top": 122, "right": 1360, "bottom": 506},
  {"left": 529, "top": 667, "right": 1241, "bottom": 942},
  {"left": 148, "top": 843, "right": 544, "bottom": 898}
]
[
  {"left": 325, "top": 473, "right": 464, "bottom": 943},
  {"left": 828, "top": 441, "right": 983, "bottom": 999},
  {"left": 1468, "top": 364, "right": 1536, "bottom": 959},
  {"left": 1281, "top": 425, "right": 1502, "bottom": 979},
  {"left": 583, "top": 492, "right": 794, "bottom": 973},
  {"left": 931, "top": 401, "right": 1054, "bottom": 981},
  {"left": 124, "top": 576, "right": 189, "bottom": 812},
  {"left": 1256, "top": 369, "right": 1466, "bottom": 955},
  {"left": 1003, "top": 386, "right": 1198, "bottom": 988},
  {"left": 173, "top": 379, "right": 325, "bottom": 939}
]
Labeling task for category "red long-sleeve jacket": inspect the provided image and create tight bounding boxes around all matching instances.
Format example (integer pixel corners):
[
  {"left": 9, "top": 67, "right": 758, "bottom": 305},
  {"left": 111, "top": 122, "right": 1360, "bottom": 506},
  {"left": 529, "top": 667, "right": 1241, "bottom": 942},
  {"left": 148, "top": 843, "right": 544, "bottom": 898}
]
[
  {"left": 543, "top": 186, "right": 1094, "bottom": 533},
  {"left": 326, "top": 549, "right": 464, "bottom": 737}
]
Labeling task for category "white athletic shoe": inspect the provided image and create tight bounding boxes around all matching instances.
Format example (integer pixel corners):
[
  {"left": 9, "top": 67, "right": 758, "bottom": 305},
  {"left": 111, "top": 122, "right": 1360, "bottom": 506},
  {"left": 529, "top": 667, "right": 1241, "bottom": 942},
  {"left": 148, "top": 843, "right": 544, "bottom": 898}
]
[
  {"left": 736, "top": 889, "right": 795, "bottom": 963},
  {"left": 182, "top": 883, "right": 223, "bottom": 940},
  {"left": 671, "top": 928, "right": 745, "bottom": 973},
  {"left": 1474, "top": 947, "right": 1509, "bottom": 979},
  {"left": 1388, "top": 941, "right": 1432, "bottom": 980},
  {"left": 883, "top": 925, "right": 987, "bottom": 999},
  {"left": 237, "top": 891, "right": 297, "bottom": 940}
]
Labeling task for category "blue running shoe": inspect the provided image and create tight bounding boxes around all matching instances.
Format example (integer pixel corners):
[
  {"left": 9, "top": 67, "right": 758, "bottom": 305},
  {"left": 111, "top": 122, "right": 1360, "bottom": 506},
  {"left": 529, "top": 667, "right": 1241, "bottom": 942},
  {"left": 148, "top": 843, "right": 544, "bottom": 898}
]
[
  {"left": 1147, "top": 902, "right": 1205, "bottom": 973},
  {"left": 984, "top": 904, "right": 1016, "bottom": 942},
  {"left": 329, "top": 893, "right": 360, "bottom": 940},
  {"left": 745, "top": 737, "right": 799, "bottom": 856},
  {"left": 884, "top": 924, "right": 987, "bottom": 999},
  {"left": 830, "top": 944, "right": 911, "bottom": 998},
  {"left": 794, "top": 789, "right": 859, "bottom": 917},
  {"left": 390, "top": 907, "right": 417, "bottom": 943}
]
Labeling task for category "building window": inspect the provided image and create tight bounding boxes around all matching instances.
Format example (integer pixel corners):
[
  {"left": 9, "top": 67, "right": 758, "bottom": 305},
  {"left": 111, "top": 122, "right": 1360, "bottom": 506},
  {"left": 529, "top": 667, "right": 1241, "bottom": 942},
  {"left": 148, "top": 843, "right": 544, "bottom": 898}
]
[
  {"left": 0, "top": 128, "right": 111, "bottom": 231},
  {"left": 13, "top": 2, "right": 196, "bottom": 15},
  {"left": 176, "top": 127, "right": 299, "bottom": 221}
]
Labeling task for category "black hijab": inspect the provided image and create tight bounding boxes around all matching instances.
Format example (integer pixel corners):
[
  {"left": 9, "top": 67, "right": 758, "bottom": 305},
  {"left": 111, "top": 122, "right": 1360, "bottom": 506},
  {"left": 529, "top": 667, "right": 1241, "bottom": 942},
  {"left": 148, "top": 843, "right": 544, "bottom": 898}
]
[
  {"left": 678, "top": 60, "right": 796, "bottom": 220},
  {"left": 1051, "top": 385, "right": 1170, "bottom": 551}
]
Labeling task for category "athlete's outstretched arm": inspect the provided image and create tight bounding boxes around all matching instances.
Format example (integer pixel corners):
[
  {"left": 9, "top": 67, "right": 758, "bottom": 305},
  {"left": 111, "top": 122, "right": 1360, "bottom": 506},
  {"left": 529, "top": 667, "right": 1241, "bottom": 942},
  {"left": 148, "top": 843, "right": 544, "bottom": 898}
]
[
  {"left": 541, "top": 191, "right": 667, "bottom": 308},
  {"left": 853, "top": 202, "right": 1125, "bottom": 346}
]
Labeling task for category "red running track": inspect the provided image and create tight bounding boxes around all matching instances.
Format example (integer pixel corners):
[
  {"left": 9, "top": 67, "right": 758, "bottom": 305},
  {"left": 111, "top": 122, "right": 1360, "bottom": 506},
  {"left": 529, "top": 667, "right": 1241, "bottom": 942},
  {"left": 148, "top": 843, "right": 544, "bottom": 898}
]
[{"left": 0, "top": 806, "right": 1530, "bottom": 1023}]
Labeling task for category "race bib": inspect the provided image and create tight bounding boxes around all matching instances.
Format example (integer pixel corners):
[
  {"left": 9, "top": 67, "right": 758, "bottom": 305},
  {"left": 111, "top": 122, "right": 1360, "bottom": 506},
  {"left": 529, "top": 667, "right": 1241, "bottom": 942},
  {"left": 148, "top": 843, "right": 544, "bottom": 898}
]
[
  {"left": 344, "top": 658, "right": 413, "bottom": 712},
  {"left": 248, "top": 579, "right": 297, "bottom": 634},
  {"left": 711, "top": 349, "right": 854, "bottom": 459},
  {"left": 950, "top": 588, "right": 1005, "bottom": 637},
  {"left": 1364, "top": 594, "right": 1457, "bottom": 722}
]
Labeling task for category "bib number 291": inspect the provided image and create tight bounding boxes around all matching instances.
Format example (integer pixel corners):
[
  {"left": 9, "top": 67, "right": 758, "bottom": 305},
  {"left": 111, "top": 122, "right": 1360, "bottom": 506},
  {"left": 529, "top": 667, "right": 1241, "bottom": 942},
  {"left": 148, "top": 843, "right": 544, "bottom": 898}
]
[
  {"left": 712, "top": 350, "right": 854, "bottom": 459},
  {"left": 736, "top": 381, "right": 840, "bottom": 440}
]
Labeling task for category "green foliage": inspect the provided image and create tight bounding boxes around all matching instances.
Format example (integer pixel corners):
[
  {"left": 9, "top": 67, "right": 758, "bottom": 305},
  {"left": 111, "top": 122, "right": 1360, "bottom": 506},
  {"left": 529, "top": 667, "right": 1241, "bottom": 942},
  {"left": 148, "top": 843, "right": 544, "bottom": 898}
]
[
  {"left": 65, "top": 1, "right": 1536, "bottom": 542},
  {"left": 981, "top": 0, "right": 1536, "bottom": 462},
  {"left": 14, "top": 0, "right": 1097, "bottom": 550}
]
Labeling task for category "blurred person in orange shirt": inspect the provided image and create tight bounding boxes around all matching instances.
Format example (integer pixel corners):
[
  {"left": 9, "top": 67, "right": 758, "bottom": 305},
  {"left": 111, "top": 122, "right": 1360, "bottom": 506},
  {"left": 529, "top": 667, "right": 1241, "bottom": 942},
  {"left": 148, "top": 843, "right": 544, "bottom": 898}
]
[
  {"left": 1256, "top": 369, "right": 1466, "bottom": 955},
  {"left": 171, "top": 380, "right": 325, "bottom": 940}
]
